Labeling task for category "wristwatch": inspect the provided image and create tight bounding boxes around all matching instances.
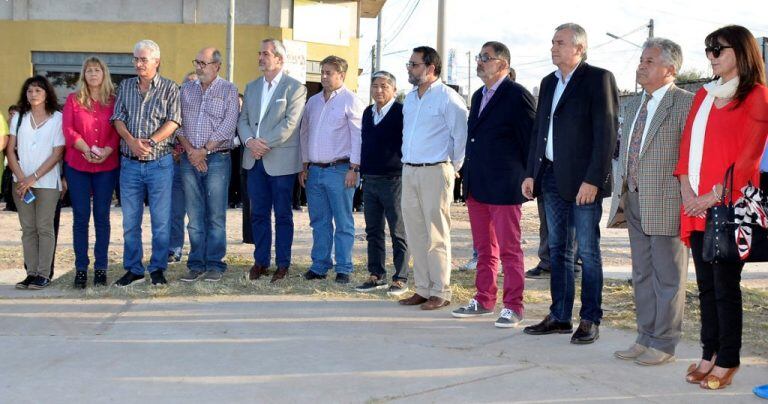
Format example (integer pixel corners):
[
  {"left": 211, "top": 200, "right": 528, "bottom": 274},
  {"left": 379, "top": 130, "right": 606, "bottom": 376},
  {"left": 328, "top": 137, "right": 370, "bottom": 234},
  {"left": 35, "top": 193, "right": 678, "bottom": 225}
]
[
  {"left": 148, "top": 138, "right": 157, "bottom": 148},
  {"left": 349, "top": 166, "right": 360, "bottom": 173}
]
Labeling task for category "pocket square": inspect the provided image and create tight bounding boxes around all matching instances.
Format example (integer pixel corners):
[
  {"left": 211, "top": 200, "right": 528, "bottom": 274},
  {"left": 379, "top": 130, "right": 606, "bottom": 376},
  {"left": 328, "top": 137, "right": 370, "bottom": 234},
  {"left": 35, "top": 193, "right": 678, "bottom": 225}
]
[{"left": 275, "top": 99, "right": 287, "bottom": 103}]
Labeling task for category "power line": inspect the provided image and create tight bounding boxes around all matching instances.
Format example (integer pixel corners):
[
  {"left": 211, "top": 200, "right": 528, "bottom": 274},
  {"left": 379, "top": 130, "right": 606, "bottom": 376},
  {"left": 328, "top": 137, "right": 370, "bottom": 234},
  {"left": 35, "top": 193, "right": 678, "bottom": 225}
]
[{"left": 384, "top": 0, "right": 421, "bottom": 48}]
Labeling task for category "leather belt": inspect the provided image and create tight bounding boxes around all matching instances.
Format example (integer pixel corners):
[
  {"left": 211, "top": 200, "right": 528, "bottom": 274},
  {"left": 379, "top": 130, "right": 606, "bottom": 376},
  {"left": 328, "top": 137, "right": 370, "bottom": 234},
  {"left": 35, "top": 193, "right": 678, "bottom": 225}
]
[
  {"left": 403, "top": 161, "right": 446, "bottom": 167},
  {"left": 308, "top": 158, "right": 350, "bottom": 168},
  {"left": 121, "top": 153, "right": 167, "bottom": 163}
]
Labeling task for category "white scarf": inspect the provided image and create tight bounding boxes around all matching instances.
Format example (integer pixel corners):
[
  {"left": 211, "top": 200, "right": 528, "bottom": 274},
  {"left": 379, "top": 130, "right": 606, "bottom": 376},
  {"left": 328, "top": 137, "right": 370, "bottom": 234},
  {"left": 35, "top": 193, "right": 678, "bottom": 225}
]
[{"left": 688, "top": 77, "right": 739, "bottom": 194}]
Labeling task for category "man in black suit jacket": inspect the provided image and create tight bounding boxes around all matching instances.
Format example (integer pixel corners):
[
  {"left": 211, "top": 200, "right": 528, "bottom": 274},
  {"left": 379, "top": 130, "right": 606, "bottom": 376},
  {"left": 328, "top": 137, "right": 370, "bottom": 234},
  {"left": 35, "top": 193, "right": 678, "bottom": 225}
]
[
  {"left": 521, "top": 23, "right": 619, "bottom": 344},
  {"left": 451, "top": 41, "right": 536, "bottom": 328}
]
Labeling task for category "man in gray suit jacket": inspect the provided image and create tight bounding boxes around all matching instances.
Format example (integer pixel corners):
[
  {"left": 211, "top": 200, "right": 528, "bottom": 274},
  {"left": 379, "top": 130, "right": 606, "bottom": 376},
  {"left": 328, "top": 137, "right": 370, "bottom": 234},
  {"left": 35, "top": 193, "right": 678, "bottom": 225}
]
[
  {"left": 238, "top": 38, "right": 307, "bottom": 283},
  {"left": 608, "top": 38, "right": 693, "bottom": 366}
]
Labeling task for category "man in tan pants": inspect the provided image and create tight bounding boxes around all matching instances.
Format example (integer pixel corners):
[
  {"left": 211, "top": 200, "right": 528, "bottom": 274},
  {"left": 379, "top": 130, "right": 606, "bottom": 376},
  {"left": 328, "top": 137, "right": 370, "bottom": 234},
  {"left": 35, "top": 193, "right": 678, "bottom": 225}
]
[{"left": 397, "top": 46, "right": 468, "bottom": 310}]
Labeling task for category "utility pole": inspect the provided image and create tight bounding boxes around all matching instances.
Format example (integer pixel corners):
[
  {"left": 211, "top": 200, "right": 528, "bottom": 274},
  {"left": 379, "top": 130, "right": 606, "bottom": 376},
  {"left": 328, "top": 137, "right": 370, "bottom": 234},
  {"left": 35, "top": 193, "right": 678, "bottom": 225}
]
[
  {"left": 370, "top": 45, "right": 376, "bottom": 104},
  {"left": 226, "top": 0, "right": 235, "bottom": 82},
  {"left": 466, "top": 51, "right": 471, "bottom": 105},
  {"left": 436, "top": 0, "right": 447, "bottom": 81},
  {"left": 648, "top": 18, "right": 654, "bottom": 39},
  {"left": 375, "top": 11, "right": 382, "bottom": 73}
]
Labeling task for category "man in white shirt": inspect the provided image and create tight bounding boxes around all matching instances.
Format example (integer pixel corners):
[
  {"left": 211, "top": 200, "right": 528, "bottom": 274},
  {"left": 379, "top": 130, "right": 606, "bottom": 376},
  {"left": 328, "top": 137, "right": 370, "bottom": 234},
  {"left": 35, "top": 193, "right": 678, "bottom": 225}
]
[
  {"left": 238, "top": 39, "right": 307, "bottom": 283},
  {"left": 397, "top": 46, "right": 468, "bottom": 310}
]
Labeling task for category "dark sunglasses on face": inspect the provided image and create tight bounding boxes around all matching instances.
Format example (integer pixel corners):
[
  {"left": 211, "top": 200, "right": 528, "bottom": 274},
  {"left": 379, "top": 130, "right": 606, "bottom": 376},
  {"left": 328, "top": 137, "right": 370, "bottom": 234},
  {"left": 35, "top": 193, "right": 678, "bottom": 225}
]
[{"left": 705, "top": 45, "right": 733, "bottom": 58}]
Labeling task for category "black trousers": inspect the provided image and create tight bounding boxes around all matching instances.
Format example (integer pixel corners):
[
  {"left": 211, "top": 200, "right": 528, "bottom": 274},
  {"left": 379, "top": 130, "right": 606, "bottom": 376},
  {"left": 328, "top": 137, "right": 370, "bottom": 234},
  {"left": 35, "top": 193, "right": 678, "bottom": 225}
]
[
  {"left": 689, "top": 231, "right": 743, "bottom": 368},
  {"left": 362, "top": 175, "right": 409, "bottom": 281}
]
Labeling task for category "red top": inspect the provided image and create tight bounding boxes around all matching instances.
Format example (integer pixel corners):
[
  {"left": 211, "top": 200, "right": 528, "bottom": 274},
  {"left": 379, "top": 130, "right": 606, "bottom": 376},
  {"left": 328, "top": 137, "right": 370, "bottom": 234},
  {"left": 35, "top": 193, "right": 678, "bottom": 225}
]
[
  {"left": 62, "top": 93, "right": 119, "bottom": 172},
  {"left": 675, "top": 84, "right": 768, "bottom": 246}
]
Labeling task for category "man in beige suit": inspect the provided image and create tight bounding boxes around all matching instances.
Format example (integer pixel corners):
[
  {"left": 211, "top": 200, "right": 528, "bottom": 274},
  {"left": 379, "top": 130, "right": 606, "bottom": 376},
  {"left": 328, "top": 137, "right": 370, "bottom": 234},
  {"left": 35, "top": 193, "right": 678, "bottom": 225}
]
[
  {"left": 239, "top": 38, "right": 307, "bottom": 283},
  {"left": 608, "top": 37, "right": 693, "bottom": 366}
]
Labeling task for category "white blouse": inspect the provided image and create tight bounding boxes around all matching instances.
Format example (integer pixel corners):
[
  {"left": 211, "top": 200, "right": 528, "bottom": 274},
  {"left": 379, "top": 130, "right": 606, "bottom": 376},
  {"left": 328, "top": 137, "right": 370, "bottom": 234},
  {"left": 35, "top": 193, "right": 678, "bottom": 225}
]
[{"left": 10, "top": 112, "right": 65, "bottom": 190}]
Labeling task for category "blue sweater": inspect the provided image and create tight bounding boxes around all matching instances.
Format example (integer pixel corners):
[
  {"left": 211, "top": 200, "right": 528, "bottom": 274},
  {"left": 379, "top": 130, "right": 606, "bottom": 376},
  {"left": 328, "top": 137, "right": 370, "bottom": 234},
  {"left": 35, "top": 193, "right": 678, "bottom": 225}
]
[{"left": 360, "top": 102, "right": 404, "bottom": 176}]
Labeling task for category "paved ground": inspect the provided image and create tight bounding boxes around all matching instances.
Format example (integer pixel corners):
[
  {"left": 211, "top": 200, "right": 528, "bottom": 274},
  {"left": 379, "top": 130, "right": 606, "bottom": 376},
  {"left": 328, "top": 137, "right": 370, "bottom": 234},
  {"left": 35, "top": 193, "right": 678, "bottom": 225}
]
[{"left": 1, "top": 202, "right": 767, "bottom": 402}]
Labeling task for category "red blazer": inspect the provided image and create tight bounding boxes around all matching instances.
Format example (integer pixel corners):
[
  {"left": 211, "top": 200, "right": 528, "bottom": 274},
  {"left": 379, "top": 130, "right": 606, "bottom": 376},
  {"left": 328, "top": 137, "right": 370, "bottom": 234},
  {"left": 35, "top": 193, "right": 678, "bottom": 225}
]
[
  {"left": 63, "top": 93, "right": 119, "bottom": 172},
  {"left": 675, "top": 84, "right": 768, "bottom": 245}
]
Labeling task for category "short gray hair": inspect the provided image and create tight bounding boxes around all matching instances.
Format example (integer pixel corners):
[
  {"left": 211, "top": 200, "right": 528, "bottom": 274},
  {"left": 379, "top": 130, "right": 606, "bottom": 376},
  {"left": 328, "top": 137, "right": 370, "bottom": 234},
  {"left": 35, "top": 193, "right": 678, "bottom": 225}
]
[
  {"left": 262, "top": 38, "right": 287, "bottom": 61},
  {"left": 134, "top": 39, "right": 161, "bottom": 59},
  {"left": 555, "top": 23, "right": 588, "bottom": 61},
  {"left": 371, "top": 70, "right": 396, "bottom": 87},
  {"left": 211, "top": 49, "right": 222, "bottom": 64},
  {"left": 642, "top": 37, "right": 683, "bottom": 75},
  {"left": 481, "top": 41, "right": 511, "bottom": 66}
]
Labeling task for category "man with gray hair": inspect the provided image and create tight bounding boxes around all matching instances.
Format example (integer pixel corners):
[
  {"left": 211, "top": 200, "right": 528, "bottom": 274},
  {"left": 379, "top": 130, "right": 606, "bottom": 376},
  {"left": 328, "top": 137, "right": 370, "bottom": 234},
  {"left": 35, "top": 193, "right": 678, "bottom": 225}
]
[
  {"left": 354, "top": 71, "right": 410, "bottom": 296},
  {"left": 112, "top": 39, "right": 182, "bottom": 287},
  {"left": 522, "top": 23, "right": 619, "bottom": 344},
  {"left": 239, "top": 39, "right": 307, "bottom": 283},
  {"left": 608, "top": 37, "right": 693, "bottom": 365},
  {"left": 176, "top": 47, "right": 239, "bottom": 282}
]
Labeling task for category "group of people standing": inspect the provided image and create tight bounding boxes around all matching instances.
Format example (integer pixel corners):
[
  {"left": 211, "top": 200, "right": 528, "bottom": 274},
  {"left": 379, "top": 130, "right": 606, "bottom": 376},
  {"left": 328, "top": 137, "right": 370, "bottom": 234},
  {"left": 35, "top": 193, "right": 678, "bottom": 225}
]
[{"left": 2, "top": 21, "right": 767, "bottom": 392}]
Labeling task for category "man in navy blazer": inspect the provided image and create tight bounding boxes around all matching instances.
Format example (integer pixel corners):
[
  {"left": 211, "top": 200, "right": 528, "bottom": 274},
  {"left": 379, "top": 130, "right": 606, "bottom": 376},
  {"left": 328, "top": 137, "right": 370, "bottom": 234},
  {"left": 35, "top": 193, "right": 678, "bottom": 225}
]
[
  {"left": 521, "top": 23, "right": 619, "bottom": 344},
  {"left": 451, "top": 41, "right": 536, "bottom": 328}
]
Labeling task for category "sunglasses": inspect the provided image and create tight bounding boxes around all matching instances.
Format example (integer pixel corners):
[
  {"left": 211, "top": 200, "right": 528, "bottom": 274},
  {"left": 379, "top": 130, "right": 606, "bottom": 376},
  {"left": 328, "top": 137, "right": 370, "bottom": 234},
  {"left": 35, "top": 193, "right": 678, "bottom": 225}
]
[{"left": 705, "top": 45, "right": 733, "bottom": 58}]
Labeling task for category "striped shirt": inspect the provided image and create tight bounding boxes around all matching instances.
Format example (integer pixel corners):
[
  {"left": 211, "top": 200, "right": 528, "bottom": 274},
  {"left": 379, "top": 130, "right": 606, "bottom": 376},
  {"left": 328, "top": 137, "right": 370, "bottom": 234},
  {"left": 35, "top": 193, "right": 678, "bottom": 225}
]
[
  {"left": 299, "top": 86, "right": 364, "bottom": 164},
  {"left": 178, "top": 76, "right": 239, "bottom": 151},
  {"left": 111, "top": 74, "right": 182, "bottom": 160}
]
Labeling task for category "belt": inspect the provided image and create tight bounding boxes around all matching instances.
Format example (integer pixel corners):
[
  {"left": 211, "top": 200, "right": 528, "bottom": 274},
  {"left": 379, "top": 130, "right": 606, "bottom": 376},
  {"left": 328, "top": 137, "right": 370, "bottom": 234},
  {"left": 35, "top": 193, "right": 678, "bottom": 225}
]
[
  {"left": 403, "top": 161, "right": 446, "bottom": 167},
  {"left": 308, "top": 158, "right": 350, "bottom": 168},
  {"left": 121, "top": 153, "right": 166, "bottom": 163},
  {"left": 207, "top": 149, "right": 231, "bottom": 155}
]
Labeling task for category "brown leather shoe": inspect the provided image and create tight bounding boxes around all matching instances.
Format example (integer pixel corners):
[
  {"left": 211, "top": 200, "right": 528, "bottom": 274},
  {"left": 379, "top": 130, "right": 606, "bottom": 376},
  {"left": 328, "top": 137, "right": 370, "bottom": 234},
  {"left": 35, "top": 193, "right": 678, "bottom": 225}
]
[
  {"left": 398, "top": 293, "right": 428, "bottom": 305},
  {"left": 249, "top": 264, "right": 268, "bottom": 281},
  {"left": 420, "top": 296, "right": 450, "bottom": 310},
  {"left": 270, "top": 267, "right": 288, "bottom": 283}
]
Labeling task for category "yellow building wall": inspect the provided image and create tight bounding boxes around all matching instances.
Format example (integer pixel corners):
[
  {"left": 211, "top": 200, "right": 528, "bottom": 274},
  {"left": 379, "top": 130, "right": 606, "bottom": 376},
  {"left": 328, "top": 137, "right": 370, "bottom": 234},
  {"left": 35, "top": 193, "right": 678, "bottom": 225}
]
[{"left": 0, "top": 20, "right": 360, "bottom": 111}]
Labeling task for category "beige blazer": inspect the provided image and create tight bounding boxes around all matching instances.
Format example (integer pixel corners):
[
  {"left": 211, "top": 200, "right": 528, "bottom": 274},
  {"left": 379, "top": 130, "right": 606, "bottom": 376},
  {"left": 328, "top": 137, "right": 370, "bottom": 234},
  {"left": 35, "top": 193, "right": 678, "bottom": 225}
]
[{"left": 607, "top": 84, "right": 694, "bottom": 236}]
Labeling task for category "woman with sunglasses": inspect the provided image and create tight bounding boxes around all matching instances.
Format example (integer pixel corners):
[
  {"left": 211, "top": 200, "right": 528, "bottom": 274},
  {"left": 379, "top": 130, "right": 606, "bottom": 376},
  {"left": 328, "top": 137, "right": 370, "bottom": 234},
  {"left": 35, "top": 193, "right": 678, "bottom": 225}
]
[
  {"left": 63, "top": 57, "right": 119, "bottom": 288},
  {"left": 675, "top": 25, "right": 768, "bottom": 390},
  {"left": 7, "top": 76, "right": 65, "bottom": 290}
]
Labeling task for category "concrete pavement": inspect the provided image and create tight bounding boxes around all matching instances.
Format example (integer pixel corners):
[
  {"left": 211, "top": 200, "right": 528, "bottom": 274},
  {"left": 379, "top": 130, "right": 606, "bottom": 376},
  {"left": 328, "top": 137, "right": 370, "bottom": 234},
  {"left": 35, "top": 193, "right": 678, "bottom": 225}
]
[{"left": 1, "top": 295, "right": 766, "bottom": 403}]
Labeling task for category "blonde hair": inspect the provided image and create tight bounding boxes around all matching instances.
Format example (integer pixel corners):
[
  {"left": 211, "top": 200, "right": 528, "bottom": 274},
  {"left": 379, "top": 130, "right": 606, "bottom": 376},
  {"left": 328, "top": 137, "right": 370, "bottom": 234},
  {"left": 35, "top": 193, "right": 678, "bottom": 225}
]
[{"left": 76, "top": 57, "right": 115, "bottom": 109}]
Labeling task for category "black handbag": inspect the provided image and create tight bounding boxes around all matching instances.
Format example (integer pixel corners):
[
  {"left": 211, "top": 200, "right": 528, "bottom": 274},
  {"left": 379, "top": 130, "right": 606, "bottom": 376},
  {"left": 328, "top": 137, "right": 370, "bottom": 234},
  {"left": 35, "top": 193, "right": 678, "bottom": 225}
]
[{"left": 702, "top": 165, "right": 768, "bottom": 263}]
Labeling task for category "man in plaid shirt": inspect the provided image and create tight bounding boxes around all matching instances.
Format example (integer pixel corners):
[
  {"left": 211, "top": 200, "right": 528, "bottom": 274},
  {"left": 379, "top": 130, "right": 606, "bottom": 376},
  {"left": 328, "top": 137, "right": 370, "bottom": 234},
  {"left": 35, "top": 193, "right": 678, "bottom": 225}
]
[{"left": 176, "top": 47, "right": 239, "bottom": 283}]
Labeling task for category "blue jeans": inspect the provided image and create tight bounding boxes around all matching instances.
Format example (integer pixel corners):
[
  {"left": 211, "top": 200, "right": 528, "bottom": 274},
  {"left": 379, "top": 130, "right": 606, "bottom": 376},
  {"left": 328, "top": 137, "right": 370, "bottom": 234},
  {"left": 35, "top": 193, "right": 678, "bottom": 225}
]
[
  {"left": 306, "top": 163, "right": 355, "bottom": 275},
  {"left": 169, "top": 157, "right": 186, "bottom": 255},
  {"left": 541, "top": 165, "right": 604, "bottom": 324},
  {"left": 65, "top": 166, "right": 117, "bottom": 271},
  {"left": 247, "top": 160, "right": 296, "bottom": 269},
  {"left": 120, "top": 154, "right": 173, "bottom": 275},
  {"left": 180, "top": 153, "right": 230, "bottom": 273}
]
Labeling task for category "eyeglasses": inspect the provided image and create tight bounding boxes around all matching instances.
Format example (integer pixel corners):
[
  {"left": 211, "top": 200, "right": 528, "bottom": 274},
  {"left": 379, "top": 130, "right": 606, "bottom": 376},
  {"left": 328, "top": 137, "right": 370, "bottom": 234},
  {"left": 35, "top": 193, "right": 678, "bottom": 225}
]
[
  {"left": 132, "top": 57, "right": 155, "bottom": 65},
  {"left": 705, "top": 45, "right": 733, "bottom": 58},
  {"left": 405, "top": 62, "right": 426, "bottom": 69},
  {"left": 192, "top": 59, "right": 217, "bottom": 68},
  {"left": 475, "top": 54, "right": 501, "bottom": 63}
]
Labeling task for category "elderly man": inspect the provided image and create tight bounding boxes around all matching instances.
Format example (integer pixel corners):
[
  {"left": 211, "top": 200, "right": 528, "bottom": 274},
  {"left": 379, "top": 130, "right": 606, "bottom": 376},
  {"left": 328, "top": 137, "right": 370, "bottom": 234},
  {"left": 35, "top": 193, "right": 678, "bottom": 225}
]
[
  {"left": 176, "top": 47, "right": 239, "bottom": 282},
  {"left": 397, "top": 46, "right": 468, "bottom": 310},
  {"left": 111, "top": 39, "right": 181, "bottom": 286},
  {"left": 608, "top": 38, "right": 693, "bottom": 365},
  {"left": 451, "top": 41, "right": 535, "bottom": 326},
  {"left": 299, "top": 55, "right": 364, "bottom": 284},
  {"left": 239, "top": 39, "right": 307, "bottom": 283},
  {"left": 521, "top": 23, "right": 619, "bottom": 343},
  {"left": 354, "top": 71, "right": 409, "bottom": 296}
]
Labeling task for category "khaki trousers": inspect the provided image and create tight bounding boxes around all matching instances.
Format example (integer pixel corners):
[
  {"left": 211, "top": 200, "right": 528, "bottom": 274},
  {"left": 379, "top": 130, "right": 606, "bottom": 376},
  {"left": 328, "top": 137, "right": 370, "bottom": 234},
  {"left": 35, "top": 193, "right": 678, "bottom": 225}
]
[
  {"left": 401, "top": 164, "right": 453, "bottom": 300},
  {"left": 13, "top": 184, "right": 60, "bottom": 278}
]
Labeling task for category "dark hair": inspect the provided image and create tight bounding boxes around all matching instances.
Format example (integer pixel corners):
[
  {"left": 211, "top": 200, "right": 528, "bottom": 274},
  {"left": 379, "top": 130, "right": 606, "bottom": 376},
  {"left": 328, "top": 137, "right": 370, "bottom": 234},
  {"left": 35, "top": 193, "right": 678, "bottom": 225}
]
[
  {"left": 16, "top": 75, "right": 59, "bottom": 117},
  {"left": 8, "top": 104, "right": 20, "bottom": 114},
  {"left": 412, "top": 46, "right": 442, "bottom": 76},
  {"left": 705, "top": 25, "right": 767, "bottom": 107},
  {"left": 482, "top": 41, "right": 511, "bottom": 66},
  {"left": 508, "top": 67, "right": 517, "bottom": 82}
]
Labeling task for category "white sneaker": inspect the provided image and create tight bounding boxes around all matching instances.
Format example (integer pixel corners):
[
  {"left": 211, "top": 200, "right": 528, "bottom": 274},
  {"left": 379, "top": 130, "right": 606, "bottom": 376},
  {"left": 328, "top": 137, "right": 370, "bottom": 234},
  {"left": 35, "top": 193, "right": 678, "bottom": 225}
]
[
  {"left": 494, "top": 308, "right": 522, "bottom": 328},
  {"left": 460, "top": 257, "right": 478, "bottom": 271}
]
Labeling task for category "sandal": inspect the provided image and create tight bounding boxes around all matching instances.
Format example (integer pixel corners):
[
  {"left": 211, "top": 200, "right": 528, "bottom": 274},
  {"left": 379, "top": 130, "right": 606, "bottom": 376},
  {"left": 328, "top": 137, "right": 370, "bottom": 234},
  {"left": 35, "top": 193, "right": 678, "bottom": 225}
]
[{"left": 686, "top": 356, "right": 715, "bottom": 384}]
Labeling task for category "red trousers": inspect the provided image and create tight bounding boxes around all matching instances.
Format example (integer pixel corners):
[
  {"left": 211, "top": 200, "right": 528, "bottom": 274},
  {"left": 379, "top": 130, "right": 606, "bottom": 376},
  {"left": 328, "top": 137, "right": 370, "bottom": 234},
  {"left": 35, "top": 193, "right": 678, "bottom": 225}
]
[{"left": 467, "top": 196, "right": 525, "bottom": 314}]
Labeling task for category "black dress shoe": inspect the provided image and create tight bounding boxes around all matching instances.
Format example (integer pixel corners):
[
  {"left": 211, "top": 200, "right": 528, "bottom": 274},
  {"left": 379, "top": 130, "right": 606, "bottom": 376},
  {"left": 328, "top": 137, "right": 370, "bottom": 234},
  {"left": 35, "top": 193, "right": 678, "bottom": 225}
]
[
  {"left": 28, "top": 276, "right": 51, "bottom": 290},
  {"left": 571, "top": 319, "right": 599, "bottom": 344},
  {"left": 303, "top": 270, "right": 327, "bottom": 280},
  {"left": 523, "top": 314, "right": 573, "bottom": 335}
]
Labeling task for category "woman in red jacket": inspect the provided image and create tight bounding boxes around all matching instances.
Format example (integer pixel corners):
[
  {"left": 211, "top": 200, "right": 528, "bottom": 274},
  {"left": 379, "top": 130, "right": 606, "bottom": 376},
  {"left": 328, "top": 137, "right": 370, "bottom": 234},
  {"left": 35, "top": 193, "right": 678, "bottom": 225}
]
[
  {"left": 63, "top": 57, "right": 119, "bottom": 288},
  {"left": 675, "top": 25, "right": 768, "bottom": 390}
]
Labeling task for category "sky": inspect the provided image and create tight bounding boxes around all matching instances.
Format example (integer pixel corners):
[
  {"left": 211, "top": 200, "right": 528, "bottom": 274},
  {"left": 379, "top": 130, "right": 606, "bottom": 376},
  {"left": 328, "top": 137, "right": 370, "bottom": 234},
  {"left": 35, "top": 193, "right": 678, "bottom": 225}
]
[{"left": 356, "top": 0, "right": 768, "bottom": 101}]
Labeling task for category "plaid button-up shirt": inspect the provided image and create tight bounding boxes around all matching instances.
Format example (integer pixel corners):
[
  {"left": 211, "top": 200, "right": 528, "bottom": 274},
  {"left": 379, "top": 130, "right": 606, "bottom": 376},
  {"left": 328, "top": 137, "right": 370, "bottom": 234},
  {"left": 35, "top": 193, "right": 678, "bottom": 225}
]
[
  {"left": 178, "top": 76, "right": 239, "bottom": 151},
  {"left": 111, "top": 74, "right": 182, "bottom": 160}
]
